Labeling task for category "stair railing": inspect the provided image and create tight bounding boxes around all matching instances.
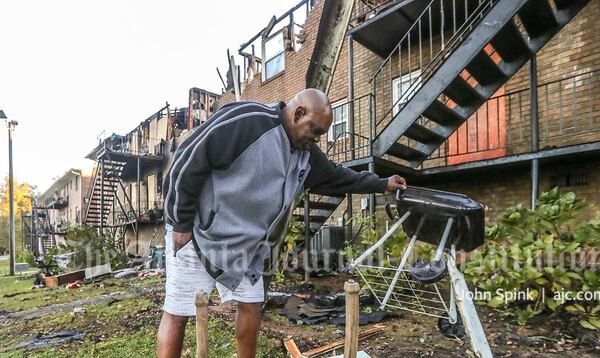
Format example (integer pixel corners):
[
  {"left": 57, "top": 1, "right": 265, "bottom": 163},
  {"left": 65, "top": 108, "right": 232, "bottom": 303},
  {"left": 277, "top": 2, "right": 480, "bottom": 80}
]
[
  {"left": 371, "top": 0, "right": 498, "bottom": 138},
  {"left": 83, "top": 161, "right": 100, "bottom": 223}
]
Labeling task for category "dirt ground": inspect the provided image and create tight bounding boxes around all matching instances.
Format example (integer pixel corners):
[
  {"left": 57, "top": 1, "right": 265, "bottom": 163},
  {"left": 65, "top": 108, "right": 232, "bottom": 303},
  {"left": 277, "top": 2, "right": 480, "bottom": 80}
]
[{"left": 1, "top": 271, "right": 600, "bottom": 357}]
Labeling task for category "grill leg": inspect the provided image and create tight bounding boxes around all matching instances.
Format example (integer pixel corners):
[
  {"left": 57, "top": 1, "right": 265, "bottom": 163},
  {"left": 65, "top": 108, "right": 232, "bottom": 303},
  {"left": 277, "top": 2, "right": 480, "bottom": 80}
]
[
  {"left": 448, "top": 244, "right": 458, "bottom": 324},
  {"left": 349, "top": 211, "right": 411, "bottom": 269},
  {"left": 381, "top": 234, "right": 418, "bottom": 309},
  {"left": 447, "top": 254, "right": 493, "bottom": 358},
  {"left": 433, "top": 217, "right": 454, "bottom": 262}
]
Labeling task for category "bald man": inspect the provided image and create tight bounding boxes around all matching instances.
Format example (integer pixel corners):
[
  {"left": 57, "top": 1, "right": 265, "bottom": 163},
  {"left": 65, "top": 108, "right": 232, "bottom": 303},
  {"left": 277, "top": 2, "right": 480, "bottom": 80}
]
[{"left": 158, "top": 89, "right": 406, "bottom": 358}]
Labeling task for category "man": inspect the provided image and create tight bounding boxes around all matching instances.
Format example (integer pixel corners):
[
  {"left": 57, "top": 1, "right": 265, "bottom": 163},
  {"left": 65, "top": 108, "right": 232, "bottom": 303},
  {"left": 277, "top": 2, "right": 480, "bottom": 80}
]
[{"left": 157, "top": 89, "right": 406, "bottom": 358}]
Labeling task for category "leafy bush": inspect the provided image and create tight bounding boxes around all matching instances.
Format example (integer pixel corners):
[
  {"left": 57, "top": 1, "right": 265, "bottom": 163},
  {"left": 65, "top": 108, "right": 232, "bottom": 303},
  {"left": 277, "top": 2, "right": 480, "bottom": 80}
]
[
  {"left": 60, "top": 225, "right": 128, "bottom": 270},
  {"left": 464, "top": 188, "right": 600, "bottom": 327},
  {"left": 272, "top": 219, "right": 304, "bottom": 282},
  {"left": 16, "top": 250, "right": 35, "bottom": 266}
]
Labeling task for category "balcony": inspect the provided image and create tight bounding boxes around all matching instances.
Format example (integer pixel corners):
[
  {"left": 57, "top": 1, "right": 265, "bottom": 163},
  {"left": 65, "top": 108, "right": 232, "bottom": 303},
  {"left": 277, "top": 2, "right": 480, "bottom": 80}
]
[
  {"left": 327, "top": 69, "right": 600, "bottom": 176},
  {"left": 418, "top": 69, "right": 600, "bottom": 172},
  {"left": 46, "top": 196, "right": 68, "bottom": 209},
  {"left": 114, "top": 200, "right": 164, "bottom": 225}
]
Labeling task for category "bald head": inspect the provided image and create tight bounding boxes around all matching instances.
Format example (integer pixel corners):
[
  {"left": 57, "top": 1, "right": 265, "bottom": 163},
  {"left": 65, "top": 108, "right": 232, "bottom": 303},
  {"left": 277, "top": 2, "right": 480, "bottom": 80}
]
[
  {"left": 283, "top": 89, "right": 333, "bottom": 150},
  {"left": 290, "top": 88, "right": 331, "bottom": 112}
]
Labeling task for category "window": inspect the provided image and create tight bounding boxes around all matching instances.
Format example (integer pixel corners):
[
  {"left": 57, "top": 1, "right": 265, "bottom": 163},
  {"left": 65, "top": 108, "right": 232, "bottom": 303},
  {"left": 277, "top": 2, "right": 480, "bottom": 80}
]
[
  {"left": 550, "top": 173, "right": 588, "bottom": 188},
  {"left": 263, "top": 31, "right": 285, "bottom": 80},
  {"left": 156, "top": 171, "right": 163, "bottom": 194},
  {"left": 328, "top": 100, "right": 349, "bottom": 142},
  {"left": 392, "top": 70, "right": 422, "bottom": 116},
  {"left": 75, "top": 176, "right": 79, "bottom": 191}
]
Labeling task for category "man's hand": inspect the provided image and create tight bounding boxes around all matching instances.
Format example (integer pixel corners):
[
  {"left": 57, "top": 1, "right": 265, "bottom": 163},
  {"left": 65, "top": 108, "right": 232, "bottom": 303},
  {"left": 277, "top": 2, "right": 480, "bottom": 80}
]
[
  {"left": 172, "top": 231, "right": 193, "bottom": 256},
  {"left": 386, "top": 175, "right": 407, "bottom": 191}
]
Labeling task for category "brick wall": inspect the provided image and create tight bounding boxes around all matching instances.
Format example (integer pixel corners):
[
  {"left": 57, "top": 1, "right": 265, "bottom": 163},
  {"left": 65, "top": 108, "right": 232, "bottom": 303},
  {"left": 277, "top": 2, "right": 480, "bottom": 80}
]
[{"left": 215, "top": 0, "right": 327, "bottom": 108}]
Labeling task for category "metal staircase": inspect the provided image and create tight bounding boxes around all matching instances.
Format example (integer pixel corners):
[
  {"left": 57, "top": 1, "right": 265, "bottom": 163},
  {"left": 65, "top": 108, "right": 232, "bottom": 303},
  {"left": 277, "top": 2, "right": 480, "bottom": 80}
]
[
  {"left": 41, "top": 207, "right": 57, "bottom": 250},
  {"left": 369, "top": 0, "right": 590, "bottom": 167},
  {"left": 83, "top": 158, "right": 126, "bottom": 228},
  {"left": 293, "top": 194, "right": 345, "bottom": 235}
]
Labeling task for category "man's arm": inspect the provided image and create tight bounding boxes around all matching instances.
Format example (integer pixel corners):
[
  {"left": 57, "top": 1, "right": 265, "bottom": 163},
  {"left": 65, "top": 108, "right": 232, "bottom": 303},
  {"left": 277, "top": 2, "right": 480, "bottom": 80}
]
[
  {"left": 163, "top": 102, "right": 282, "bottom": 234},
  {"left": 162, "top": 125, "right": 219, "bottom": 233},
  {"left": 304, "top": 144, "right": 406, "bottom": 195}
]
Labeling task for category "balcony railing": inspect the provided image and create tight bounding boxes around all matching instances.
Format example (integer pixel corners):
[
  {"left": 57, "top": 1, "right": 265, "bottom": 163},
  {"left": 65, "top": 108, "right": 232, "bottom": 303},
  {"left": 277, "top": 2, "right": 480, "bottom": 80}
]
[
  {"left": 325, "top": 93, "right": 374, "bottom": 163},
  {"left": 113, "top": 200, "right": 164, "bottom": 223},
  {"left": 46, "top": 196, "right": 68, "bottom": 208},
  {"left": 350, "top": 0, "right": 399, "bottom": 28},
  {"left": 419, "top": 69, "right": 600, "bottom": 168},
  {"left": 324, "top": 68, "right": 600, "bottom": 170},
  {"left": 372, "top": 0, "right": 498, "bottom": 137},
  {"left": 101, "top": 136, "right": 166, "bottom": 158}
]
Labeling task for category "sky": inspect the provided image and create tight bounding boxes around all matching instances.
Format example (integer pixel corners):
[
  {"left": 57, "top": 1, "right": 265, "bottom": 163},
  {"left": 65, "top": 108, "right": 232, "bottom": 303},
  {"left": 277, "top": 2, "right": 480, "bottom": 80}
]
[{"left": 0, "top": 0, "right": 301, "bottom": 194}]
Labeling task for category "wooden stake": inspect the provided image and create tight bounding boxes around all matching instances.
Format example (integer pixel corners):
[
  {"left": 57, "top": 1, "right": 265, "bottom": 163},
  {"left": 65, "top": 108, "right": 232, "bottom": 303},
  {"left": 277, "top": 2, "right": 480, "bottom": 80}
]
[
  {"left": 195, "top": 292, "right": 209, "bottom": 358},
  {"left": 344, "top": 280, "right": 360, "bottom": 358}
]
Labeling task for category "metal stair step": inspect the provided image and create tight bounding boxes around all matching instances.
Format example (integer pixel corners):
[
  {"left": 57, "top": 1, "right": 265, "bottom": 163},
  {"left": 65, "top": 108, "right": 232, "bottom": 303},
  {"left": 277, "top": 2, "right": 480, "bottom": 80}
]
[
  {"left": 490, "top": 21, "right": 530, "bottom": 62},
  {"left": 292, "top": 214, "right": 328, "bottom": 224},
  {"left": 404, "top": 122, "right": 446, "bottom": 145},
  {"left": 443, "top": 76, "right": 485, "bottom": 107},
  {"left": 465, "top": 50, "right": 507, "bottom": 86},
  {"left": 386, "top": 142, "right": 428, "bottom": 162},
  {"left": 518, "top": 0, "right": 557, "bottom": 38},
  {"left": 423, "top": 100, "right": 466, "bottom": 127},
  {"left": 298, "top": 199, "right": 340, "bottom": 211}
]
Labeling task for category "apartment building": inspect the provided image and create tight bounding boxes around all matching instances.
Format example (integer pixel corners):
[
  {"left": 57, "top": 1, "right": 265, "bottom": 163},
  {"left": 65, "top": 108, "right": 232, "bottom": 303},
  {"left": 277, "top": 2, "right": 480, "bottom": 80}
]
[{"left": 214, "top": 0, "right": 600, "bottom": 245}]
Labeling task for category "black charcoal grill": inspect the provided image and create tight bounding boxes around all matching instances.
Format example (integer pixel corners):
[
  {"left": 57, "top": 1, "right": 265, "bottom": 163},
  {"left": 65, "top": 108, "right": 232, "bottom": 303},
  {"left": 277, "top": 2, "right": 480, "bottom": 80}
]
[
  {"left": 387, "top": 186, "right": 485, "bottom": 252},
  {"left": 348, "top": 186, "right": 493, "bottom": 358}
]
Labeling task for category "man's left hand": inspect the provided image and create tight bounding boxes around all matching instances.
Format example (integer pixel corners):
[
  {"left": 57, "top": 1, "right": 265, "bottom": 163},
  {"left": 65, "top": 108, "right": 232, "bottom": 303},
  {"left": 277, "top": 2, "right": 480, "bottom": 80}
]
[{"left": 387, "top": 175, "right": 407, "bottom": 191}]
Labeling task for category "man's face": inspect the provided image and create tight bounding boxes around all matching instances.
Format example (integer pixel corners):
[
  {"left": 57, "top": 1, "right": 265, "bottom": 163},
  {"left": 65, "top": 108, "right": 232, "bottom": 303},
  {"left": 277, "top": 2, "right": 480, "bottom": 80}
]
[{"left": 290, "top": 106, "right": 332, "bottom": 150}]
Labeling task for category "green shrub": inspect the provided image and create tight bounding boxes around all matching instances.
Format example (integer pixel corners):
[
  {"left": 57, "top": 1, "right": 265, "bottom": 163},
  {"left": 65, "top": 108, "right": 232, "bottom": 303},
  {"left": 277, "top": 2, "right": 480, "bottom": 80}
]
[
  {"left": 60, "top": 225, "right": 128, "bottom": 270},
  {"left": 464, "top": 188, "right": 600, "bottom": 327},
  {"left": 15, "top": 250, "right": 35, "bottom": 266}
]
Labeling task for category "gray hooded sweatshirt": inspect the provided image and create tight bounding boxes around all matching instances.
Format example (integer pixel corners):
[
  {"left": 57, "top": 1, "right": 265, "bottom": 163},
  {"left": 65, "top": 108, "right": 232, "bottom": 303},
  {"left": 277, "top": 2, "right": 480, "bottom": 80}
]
[{"left": 163, "top": 101, "right": 388, "bottom": 290}]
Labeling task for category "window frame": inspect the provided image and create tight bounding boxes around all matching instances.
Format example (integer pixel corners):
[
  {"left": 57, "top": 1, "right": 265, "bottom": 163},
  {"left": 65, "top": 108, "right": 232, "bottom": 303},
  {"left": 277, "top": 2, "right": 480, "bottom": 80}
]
[
  {"left": 262, "top": 29, "right": 286, "bottom": 81},
  {"left": 327, "top": 99, "right": 349, "bottom": 143},
  {"left": 392, "top": 69, "right": 422, "bottom": 117}
]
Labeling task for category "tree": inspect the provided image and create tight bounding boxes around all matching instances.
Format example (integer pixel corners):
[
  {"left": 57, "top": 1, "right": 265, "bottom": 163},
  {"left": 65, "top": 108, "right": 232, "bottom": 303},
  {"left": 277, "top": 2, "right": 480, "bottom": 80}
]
[{"left": 0, "top": 176, "right": 34, "bottom": 252}]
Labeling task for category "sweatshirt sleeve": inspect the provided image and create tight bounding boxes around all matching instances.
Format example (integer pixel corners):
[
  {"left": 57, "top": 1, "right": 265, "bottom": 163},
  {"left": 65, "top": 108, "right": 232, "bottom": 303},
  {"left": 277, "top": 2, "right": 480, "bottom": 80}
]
[
  {"left": 162, "top": 103, "right": 281, "bottom": 232},
  {"left": 162, "top": 126, "right": 219, "bottom": 233},
  {"left": 304, "top": 144, "right": 388, "bottom": 195}
]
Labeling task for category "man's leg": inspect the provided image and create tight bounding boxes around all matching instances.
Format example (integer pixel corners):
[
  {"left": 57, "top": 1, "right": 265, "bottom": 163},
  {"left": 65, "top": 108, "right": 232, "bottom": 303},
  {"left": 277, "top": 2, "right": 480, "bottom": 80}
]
[
  {"left": 236, "top": 302, "right": 262, "bottom": 358},
  {"left": 157, "top": 312, "right": 189, "bottom": 358},
  {"left": 160, "top": 224, "right": 216, "bottom": 357},
  {"left": 217, "top": 275, "right": 265, "bottom": 358}
]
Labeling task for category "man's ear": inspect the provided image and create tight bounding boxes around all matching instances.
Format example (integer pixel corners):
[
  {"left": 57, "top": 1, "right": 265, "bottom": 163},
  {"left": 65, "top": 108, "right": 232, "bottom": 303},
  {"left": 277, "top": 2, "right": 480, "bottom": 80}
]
[{"left": 294, "top": 106, "right": 306, "bottom": 123}]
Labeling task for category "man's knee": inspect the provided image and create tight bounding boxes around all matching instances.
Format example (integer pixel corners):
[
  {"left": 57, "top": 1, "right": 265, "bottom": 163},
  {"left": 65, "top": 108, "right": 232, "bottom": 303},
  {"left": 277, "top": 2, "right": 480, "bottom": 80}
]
[
  {"left": 160, "top": 311, "right": 190, "bottom": 328},
  {"left": 237, "top": 302, "right": 262, "bottom": 314}
]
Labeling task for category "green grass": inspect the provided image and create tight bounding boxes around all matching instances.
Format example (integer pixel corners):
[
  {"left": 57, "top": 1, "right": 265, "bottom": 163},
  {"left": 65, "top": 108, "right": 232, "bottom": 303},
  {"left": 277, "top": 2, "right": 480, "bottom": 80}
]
[
  {"left": 0, "top": 275, "right": 34, "bottom": 297},
  {"left": 0, "top": 255, "right": 38, "bottom": 277},
  {"left": 0, "top": 275, "right": 164, "bottom": 312},
  {"left": 0, "top": 295, "right": 283, "bottom": 358}
]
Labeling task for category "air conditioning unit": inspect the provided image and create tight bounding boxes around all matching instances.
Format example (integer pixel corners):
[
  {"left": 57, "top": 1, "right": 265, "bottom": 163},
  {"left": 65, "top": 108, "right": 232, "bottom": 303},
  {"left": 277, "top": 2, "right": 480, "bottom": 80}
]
[{"left": 307, "top": 225, "right": 346, "bottom": 273}]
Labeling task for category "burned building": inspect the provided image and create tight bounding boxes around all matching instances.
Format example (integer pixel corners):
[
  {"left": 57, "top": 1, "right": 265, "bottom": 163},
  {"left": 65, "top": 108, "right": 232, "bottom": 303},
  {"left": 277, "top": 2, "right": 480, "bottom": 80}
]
[
  {"left": 83, "top": 89, "right": 219, "bottom": 257},
  {"left": 24, "top": 169, "right": 92, "bottom": 255}
]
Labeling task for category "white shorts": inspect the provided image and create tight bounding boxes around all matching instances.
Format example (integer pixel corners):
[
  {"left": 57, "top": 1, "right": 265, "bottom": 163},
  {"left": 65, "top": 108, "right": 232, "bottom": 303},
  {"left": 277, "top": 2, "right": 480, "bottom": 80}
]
[{"left": 162, "top": 225, "right": 265, "bottom": 317}]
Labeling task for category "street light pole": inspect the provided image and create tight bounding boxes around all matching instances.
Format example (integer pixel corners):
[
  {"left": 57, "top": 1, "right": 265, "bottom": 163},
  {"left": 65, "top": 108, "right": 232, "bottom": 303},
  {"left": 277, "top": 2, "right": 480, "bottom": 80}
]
[{"left": 2, "top": 110, "right": 18, "bottom": 276}]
